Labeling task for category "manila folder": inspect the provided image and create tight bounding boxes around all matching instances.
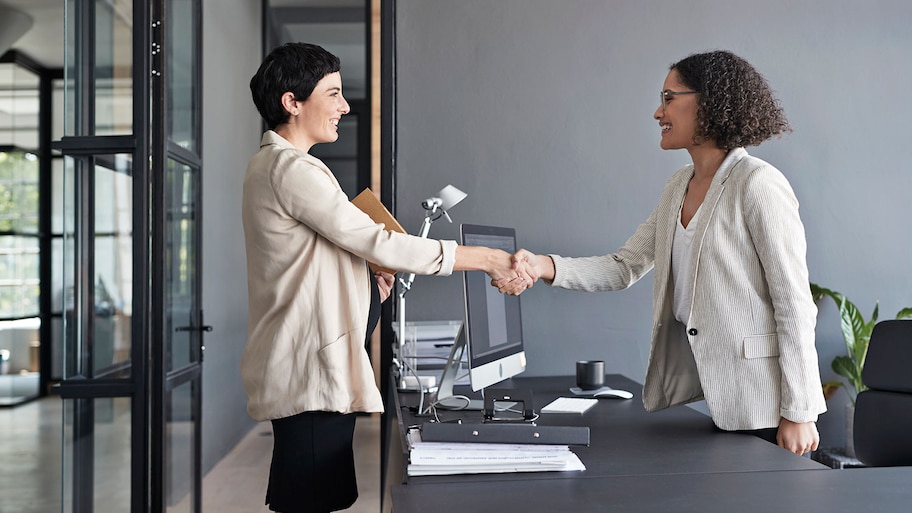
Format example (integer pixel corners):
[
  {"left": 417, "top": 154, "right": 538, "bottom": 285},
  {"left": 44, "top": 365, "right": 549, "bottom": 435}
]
[{"left": 351, "top": 188, "right": 406, "bottom": 274}]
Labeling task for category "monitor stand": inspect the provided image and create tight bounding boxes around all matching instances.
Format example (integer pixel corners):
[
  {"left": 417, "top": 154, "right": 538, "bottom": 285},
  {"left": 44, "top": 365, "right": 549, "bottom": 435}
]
[{"left": 434, "top": 323, "right": 484, "bottom": 410}]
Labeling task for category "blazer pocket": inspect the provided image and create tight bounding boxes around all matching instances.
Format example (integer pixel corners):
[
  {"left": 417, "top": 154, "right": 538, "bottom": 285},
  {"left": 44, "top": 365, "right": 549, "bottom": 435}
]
[
  {"left": 317, "top": 330, "right": 355, "bottom": 369},
  {"left": 743, "top": 334, "right": 779, "bottom": 359}
]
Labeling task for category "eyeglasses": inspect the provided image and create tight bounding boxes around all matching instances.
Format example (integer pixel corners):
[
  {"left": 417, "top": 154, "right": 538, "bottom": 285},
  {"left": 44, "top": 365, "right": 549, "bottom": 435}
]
[{"left": 660, "top": 90, "right": 698, "bottom": 111}]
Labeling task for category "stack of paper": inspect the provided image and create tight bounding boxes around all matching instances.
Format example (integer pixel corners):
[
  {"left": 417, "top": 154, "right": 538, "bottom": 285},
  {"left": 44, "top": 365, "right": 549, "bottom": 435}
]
[
  {"left": 540, "top": 397, "right": 599, "bottom": 414},
  {"left": 406, "top": 429, "right": 586, "bottom": 476}
]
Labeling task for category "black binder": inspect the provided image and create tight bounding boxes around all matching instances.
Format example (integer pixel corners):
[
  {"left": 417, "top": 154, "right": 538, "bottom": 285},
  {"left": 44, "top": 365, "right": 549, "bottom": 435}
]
[{"left": 421, "top": 422, "right": 590, "bottom": 446}]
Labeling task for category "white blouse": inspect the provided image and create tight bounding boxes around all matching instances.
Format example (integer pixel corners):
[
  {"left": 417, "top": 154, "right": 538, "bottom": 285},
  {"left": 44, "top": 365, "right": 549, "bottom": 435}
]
[{"left": 672, "top": 203, "right": 702, "bottom": 325}]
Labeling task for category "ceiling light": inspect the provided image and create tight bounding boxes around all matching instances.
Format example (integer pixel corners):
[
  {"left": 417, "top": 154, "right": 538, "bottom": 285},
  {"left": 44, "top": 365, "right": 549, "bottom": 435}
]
[{"left": 0, "top": 3, "right": 35, "bottom": 57}]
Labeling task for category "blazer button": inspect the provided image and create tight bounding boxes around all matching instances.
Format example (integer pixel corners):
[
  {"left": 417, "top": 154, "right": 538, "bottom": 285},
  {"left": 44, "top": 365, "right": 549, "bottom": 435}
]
[{"left": 688, "top": 328, "right": 698, "bottom": 336}]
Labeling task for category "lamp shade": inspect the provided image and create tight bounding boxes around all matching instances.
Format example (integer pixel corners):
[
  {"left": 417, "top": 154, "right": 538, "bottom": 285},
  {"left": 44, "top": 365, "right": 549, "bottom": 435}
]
[
  {"left": 0, "top": 4, "right": 34, "bottom": 57},
  {"left": 437, "top": 184, "right": 467, "bottom": 211}
]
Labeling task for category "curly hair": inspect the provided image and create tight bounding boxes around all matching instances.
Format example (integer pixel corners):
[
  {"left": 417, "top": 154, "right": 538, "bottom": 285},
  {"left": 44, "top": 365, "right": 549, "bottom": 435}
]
[{"left": 671, "top": 51, "right": 791, "bottom": 151}]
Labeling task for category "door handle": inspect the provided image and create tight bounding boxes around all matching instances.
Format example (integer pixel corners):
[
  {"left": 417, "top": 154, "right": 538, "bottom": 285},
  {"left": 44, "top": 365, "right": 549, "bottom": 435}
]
[{"left": 175, "top": 325, "right": 213, "bottom": 332}]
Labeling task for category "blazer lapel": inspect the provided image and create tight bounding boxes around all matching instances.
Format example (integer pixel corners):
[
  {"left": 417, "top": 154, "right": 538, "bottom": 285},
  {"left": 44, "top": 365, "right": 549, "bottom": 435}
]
[
  {"left": 659, "top": 169, "right": 691, "bottom": 256},
  {"left": 653, "top": 167, "right": 693, "bottom": 307},
  {"left": 688, "top": 148, "right": 748, "bottom": 277}
]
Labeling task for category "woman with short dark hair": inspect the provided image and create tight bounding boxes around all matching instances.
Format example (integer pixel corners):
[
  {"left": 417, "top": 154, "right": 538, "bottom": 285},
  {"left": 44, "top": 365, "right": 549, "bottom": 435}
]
[{"left": 243, "top": 42, "right": 529, "bottom": 513}]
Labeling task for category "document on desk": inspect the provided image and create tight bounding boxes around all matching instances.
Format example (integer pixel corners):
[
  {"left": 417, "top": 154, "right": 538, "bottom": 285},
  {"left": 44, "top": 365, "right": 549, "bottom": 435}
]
[
  {"left": 540, "top": 397, "right": 599, "bottom": 414},
  {"left": 406, "top": 428, "right": 586, "bottom": 476}
]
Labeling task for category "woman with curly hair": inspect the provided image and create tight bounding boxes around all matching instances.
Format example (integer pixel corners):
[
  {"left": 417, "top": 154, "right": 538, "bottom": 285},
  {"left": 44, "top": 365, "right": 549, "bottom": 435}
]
[{"left": 502, "top": 50, "right": 826, "bottom": 455}]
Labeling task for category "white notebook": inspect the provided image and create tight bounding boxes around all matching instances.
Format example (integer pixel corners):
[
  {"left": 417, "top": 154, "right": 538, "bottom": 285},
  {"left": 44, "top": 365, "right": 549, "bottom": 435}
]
[{"left": 540, "top": 397, "right": 598, "bottom": 414}]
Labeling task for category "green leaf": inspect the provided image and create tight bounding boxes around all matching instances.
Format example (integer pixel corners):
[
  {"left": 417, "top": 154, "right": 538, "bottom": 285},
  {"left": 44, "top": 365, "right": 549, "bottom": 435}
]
[
  {"left": 810, "top": 283, "right": 840, "bottom": 304},
  {"left": 810, "top": 285, "right": 847, "bottom": 347},
  {"left": 809, "top": 282, "right": 826, "bottom": 301},
  {"left": 856, "top": 304, "right": 877, "bottom": 369},
  {"left": 811, "top": 283, "right": 908, "bottom": 400},
  {"left": 836, "top": 295, "right": 865, "bottom": 359},
  {"left": 831, "top": 355, "right": 858, "bottom": 382}
]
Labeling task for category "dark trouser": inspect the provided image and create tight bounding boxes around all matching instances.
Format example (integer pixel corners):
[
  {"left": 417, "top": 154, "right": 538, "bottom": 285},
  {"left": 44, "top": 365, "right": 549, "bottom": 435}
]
[
  {"left": 737, "top": 427, "right": 779, "bottom": 445},
  {"left": 715, "top": 424, "right": 779, "bottom": 445}
]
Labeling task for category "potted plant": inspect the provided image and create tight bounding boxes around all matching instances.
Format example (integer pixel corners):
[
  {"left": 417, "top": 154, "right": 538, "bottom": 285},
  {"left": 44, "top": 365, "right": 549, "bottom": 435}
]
[{"left": 809, "top": 283, "right": 912, "bottom": 457}]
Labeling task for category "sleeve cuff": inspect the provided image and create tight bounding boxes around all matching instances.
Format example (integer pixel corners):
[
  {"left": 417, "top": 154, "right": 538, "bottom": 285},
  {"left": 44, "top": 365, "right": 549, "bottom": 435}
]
[
  {"left": 438, "top": 240, "right": 458, "bottom": 276},
  {"left": 545, "top": 254, "right": 562, "bottom": 286}
]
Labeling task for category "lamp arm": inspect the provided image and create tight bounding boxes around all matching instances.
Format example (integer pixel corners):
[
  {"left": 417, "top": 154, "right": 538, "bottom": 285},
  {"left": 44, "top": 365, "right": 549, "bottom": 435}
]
[
  {"left": 399, "top": 214, "right": 433, "bottom": 294},
  {"left": 394, "top": 195, "right": 460, "bottom": 385},
  {"left": 396, "top": 212, "right": 435, "bottom": 370}
]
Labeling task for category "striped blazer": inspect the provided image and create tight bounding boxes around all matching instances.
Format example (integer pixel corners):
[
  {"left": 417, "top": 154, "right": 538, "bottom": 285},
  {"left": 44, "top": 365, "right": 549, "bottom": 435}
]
[{"left": 550, "top": 148, "right": 826, "bottom": 430}]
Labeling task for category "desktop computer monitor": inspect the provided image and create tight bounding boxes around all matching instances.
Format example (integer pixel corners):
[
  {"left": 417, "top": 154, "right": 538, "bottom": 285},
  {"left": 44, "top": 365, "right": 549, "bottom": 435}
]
[{"left": 435, "top": 224, "right": 526, "bottom": 410}]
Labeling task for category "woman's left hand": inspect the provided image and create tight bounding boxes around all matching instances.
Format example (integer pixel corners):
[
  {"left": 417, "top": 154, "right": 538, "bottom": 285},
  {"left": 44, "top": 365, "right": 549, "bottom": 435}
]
[{"left": 375, "top": 271, "right": 395, "bottom": 302}]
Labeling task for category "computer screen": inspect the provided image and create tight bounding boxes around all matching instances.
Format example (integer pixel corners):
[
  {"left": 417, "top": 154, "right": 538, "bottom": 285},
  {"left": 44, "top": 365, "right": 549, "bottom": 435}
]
[
  {"left": 461, "top": 224, "right": 525, "bottom": 391},
  {"left": 434, "top": 224, "right": 526, "bottom": 410}
]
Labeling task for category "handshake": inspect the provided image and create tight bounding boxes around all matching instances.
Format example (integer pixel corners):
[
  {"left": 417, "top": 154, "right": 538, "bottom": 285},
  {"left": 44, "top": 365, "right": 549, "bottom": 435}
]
[{"left": 487, "top": 249, "right": 553, "bottom": 296}]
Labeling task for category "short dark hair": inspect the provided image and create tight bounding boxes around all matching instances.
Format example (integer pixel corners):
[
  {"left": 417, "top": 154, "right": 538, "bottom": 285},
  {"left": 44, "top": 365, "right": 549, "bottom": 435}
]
[
  {"left": 249, "top": 42, "right": 341, "bottom": 129},
  {"left": 671, "top": 50, "right": 791, "bottom": 151}
]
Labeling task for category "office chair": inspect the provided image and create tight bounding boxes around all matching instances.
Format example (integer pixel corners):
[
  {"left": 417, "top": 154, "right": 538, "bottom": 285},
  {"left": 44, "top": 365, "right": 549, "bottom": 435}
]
[{"left": 853, "top": 319, "right": 912, "bottom": 467}]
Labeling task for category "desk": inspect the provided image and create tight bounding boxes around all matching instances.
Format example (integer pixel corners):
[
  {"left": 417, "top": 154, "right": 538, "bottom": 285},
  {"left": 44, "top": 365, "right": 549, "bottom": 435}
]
[
  {"left": 393, "top": 466, "right": 912, "bottom": 513},
  {"left": 389, "top": 375, "right": 912, "bottom": 512},
  {"left": 390, "top": 375, "right": 824, "bottom": 486}
]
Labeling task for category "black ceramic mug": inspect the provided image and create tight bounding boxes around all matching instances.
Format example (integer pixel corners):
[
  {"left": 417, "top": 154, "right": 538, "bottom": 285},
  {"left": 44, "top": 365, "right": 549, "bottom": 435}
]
[{"left": 576, "top": 360, "right": 605, "bottom": 390}]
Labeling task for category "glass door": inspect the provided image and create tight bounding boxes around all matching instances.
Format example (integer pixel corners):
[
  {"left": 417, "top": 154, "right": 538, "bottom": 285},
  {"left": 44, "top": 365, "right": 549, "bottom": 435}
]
[
  {"left": 152, "top": 1, "right": 204, "bottom": 511},
  {"left": 57, "top": 2, "right": 144, "bottom": 511},
  {"left": 56, "top": 1, "right": 203, "bottom": 512}
]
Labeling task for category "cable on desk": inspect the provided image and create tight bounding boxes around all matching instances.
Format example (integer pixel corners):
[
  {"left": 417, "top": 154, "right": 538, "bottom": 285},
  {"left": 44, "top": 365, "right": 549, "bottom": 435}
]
[{"left": 398, "top": 356, "right": 431, "bottom": 415}]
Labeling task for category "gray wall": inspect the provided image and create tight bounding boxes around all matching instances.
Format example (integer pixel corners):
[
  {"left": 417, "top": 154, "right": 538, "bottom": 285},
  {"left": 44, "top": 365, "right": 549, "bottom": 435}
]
[
  {"left": 200, "top": 0, "right": 261, "bottom": 474},
  {"left": 395, "top": 0, "right": 912, "bottom": 448}
]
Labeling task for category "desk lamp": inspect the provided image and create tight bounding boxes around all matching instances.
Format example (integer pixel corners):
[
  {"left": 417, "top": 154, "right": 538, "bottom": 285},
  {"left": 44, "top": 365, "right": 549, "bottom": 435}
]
[{"left": 395, "top": 185, "right": 467, "bottom": 384}]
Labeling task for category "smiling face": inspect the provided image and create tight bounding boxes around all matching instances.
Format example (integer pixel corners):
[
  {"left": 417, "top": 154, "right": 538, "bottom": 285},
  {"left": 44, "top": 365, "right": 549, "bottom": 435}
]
[
  {"left": 654, "top": 69, "right": 700, "bottom": 151},
  {"left": 293, "top": 71, "right": 350, "bottom": 149}
]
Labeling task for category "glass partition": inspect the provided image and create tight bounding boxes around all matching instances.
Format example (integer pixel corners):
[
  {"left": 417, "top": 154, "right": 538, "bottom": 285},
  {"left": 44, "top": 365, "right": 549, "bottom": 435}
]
[
  {"left": 95, "top": 0, "right": 134, "bottom": 136},
  {"left": 0, "top": 61, "right": 40, "bottom": 148},
  {"left": 164, "top": 379, "right": 198, "bottom": 512},
  {"left": 166, "top": 158, "right": 198, "bottom": 371},
  {"left": 63, "top": 0, "right": 134, "bottom": 137},
  {"left": 62, "top": 396, "right": 133, "bottom": 513},
  {"left": 61, "top": 154, "right": 133, "bottom": 379},
  {"left": 0, "top": 57, "right": 42, "bottom": 404},
  {"left": 0, "top": 152, "right": 40, "bottom": 317},
  {"left": 167, "top": 0, "right": 198, "bottom": 152}
]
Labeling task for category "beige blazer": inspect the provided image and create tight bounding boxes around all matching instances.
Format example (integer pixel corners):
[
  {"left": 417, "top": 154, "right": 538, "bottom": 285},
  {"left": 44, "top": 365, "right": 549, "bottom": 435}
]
[
  {"left": 241, "top": 131, "right": 456, "bottom": 421},
  {"left": 551, "top": 148, "right": 826, "bottom": 430}
]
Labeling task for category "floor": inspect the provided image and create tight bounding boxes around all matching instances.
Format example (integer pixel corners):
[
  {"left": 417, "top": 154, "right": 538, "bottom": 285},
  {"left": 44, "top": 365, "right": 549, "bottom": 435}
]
[
  {"left": 0, "top": 396, "right": 385, "bottom": 513},
  {"left": 201, "top": 416, "right": 384, "bottom": 513}
]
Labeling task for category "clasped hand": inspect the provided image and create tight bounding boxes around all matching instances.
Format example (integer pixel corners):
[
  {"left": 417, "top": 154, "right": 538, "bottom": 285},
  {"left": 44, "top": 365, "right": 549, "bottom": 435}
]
[{"left": 491, "top": 249, "right": 544, "bottom": 295}]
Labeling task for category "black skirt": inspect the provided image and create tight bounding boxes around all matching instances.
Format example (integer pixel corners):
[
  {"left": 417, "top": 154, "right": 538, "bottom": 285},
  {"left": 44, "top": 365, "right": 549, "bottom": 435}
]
[{"left": 266, "top": 411, "right": 358, "bottom": 513}]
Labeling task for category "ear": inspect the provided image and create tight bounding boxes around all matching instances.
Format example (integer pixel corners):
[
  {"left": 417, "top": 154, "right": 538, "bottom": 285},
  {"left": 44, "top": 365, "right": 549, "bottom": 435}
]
[{"left": 280, "top": 92, "right": 299, "bottom": 116}]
